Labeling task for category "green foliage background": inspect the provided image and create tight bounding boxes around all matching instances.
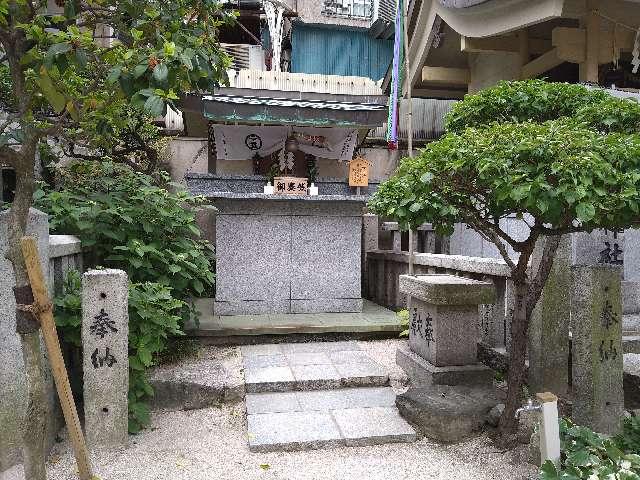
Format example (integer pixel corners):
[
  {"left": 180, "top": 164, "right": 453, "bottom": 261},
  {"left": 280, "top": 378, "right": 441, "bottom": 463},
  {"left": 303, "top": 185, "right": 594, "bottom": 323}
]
[
  {"left": 38, "top": 161, "right": 214, "bottom": 431},
  {"left": 369, "top": 80, "right": 640, "bottom": 235}
]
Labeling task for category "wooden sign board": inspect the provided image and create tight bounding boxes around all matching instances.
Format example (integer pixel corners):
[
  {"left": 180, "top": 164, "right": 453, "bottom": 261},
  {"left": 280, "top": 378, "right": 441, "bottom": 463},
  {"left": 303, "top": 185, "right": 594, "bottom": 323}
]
[
  {"left": 274, "top": 176, "right": 308, "bottom": 195},
  {"left": 349, "top": 156, "right": 371, "bottom": 187}
]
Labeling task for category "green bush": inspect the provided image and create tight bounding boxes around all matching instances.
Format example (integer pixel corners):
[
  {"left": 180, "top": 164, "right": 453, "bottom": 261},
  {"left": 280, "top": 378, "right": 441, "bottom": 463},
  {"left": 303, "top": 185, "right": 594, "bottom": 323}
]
[
  {"left": 54, "top": 270, "right": 186, "bottom": 432},
  {"left": 397, "top": 309, "right": 409, "bottom": 337},
  {"left": 444, "top": 80, "right": 610, "bottom": 133},
  {"left": 540, "top": 418, "right": 640, "bottom": 480},
  {"left": 35, "top": 160, "right": 215, "bottom": 319},
  {"left": 41, "top": 161, "right": 215, "bottom": 432}
]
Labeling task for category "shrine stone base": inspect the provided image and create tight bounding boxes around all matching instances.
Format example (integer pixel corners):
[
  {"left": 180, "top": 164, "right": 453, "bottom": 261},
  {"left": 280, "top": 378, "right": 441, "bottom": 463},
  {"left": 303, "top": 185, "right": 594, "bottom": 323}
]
[
  {"left": 396, "top": 344, "right": 494, "bottom": 387},
  {"left": 396, "top": 385, "right": 500, "bottom": 443},
  {"left": 213, "top": 194, "right": 366, "bottom": 315}
]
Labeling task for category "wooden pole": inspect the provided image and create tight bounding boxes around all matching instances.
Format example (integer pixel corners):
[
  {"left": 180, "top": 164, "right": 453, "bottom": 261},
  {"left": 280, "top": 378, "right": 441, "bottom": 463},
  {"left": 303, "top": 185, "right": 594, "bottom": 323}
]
[
  {"left": 402, "top": 0, "right": 415, "bottom": 275},
  {"left": 20, "top": 237, "right": 94, "bottom": 480}
]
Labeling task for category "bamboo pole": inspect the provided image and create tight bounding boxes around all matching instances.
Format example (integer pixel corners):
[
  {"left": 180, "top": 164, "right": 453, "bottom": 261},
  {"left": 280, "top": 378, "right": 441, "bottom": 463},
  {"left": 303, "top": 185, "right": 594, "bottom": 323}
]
[
  {"left": 20, "top": 237, "right": 94, "bottom": 480},
  {"left": 403, "top": 0, "right": 415, "bottom": 275}
]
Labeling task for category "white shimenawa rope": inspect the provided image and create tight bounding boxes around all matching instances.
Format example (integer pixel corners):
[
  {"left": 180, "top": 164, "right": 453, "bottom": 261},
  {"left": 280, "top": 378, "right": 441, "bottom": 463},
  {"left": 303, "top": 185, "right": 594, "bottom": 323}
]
[{"left": 264, "top": 0, "right": 285, "bottom": 72}]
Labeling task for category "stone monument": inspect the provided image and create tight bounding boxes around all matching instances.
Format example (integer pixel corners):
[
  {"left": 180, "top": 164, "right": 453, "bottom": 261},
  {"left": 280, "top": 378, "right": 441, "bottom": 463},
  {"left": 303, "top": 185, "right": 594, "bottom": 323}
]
[
  {"left": 395, "top": 274, "right": 500, "bottom": 442},
  {"left": 397, "top": 274, "right": 496, "bottom": 386},
  {"left": 82, "top": 269, "right": 129, "bottom": 448},
  {"left": 571, "top": 264, "right": 624, "bottom": 435}
]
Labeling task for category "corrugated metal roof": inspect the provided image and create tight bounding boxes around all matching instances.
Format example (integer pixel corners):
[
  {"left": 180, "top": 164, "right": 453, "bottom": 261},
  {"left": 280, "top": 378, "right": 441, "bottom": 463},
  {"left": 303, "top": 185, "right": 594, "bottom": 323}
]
[
  {"left": 369, "top": 98, "right": 457, "bottom": 142},
  {"left": 291, "top": 24, "right": 393, "bottom": 81}
]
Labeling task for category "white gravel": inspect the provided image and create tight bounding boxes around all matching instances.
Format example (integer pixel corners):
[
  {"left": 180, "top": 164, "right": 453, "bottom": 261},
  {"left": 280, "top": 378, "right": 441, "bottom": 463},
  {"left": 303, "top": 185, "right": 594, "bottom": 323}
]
[{"left": 43, "top": 339, "right": 538, "bottom": 480}]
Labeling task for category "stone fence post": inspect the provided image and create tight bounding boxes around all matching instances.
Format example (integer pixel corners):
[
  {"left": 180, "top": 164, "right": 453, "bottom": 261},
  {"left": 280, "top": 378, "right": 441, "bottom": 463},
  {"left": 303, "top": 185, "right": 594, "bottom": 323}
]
[
  {"left": 82, "top": 269, "right": 129, "bottom": 448},
  {"left": 571, "top": 264, "right": 624, "bottom": 435},
  {"left": 528, "top": 236, "right": 571, "bottom": 396}
]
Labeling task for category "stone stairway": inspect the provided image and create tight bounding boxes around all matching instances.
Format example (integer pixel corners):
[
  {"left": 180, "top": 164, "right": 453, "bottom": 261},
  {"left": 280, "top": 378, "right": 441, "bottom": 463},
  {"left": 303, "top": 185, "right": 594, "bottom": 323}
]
[{"left": 241, "top": 341, "right": 417, "bottom": 452}]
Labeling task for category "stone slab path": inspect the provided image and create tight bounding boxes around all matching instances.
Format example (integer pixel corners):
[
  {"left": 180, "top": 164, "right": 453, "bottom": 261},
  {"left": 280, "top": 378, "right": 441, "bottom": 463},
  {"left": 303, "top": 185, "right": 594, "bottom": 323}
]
[{"left": 242, "top": 341, "right": 417, "bottom": 452}]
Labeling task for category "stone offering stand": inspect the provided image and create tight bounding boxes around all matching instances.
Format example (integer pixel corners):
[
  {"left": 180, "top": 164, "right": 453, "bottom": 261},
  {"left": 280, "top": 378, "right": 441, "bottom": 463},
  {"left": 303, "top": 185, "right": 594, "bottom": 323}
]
[{"left": 395, "top": 274, "right": 500, "bottom": 442}]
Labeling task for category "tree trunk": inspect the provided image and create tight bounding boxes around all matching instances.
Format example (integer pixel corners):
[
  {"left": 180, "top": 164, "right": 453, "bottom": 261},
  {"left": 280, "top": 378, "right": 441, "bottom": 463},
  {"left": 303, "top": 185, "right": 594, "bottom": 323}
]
[
  {"left": 498, "top": 280, "right": 529, "bottom": 436},
  {"left": 6, "top": 150, "right": 48, "bottom": 480}
]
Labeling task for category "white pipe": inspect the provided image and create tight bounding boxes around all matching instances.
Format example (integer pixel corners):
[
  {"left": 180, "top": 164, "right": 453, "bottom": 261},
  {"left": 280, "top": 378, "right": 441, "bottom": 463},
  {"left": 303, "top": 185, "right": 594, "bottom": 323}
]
[{"left": 537, "top": 392, "right": 561, "bottom": 466}]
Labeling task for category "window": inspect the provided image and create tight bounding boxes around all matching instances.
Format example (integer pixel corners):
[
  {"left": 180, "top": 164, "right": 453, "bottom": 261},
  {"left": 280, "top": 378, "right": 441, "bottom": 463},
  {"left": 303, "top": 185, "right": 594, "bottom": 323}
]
[{"left": 322, "top": 0, "right": 372, "bottom": 19}]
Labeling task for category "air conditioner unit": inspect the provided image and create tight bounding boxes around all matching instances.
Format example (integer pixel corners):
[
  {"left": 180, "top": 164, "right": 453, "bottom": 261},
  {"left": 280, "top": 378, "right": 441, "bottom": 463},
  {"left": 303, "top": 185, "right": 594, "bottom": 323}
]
[{"left": 220, "top": 44, "right": 266, "bottom": 71}]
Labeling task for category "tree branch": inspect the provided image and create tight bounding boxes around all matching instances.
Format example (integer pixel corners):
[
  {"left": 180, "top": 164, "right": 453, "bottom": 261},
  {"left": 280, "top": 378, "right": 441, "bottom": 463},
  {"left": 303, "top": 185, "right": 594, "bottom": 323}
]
[
  {"left": 526, "top": 235, "right": 561, "bottom": 318},
  {"left": 461, "top": 212, "right": 517, "bottom": 270}
]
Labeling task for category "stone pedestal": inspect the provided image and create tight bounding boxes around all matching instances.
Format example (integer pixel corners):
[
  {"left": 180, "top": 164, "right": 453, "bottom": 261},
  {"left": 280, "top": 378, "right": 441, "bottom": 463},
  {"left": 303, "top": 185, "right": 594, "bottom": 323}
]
[
  {"left": 571, "top": 265, "right": 624, "bottom": 435},
  {"left": 82, "top": 269, "right": 129, "bottom": 448},
  {"left": 213, "top": 195, "right": 365, "bottom": 315},
  {"left": 398, "top": 274, "right": 495, "bottom": 386}
]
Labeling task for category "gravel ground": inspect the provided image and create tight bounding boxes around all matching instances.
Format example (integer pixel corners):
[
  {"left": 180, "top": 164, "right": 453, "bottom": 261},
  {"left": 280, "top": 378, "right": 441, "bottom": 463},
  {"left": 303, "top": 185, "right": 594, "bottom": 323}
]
[{"left": 42, "top": 339, "right": 538, "bottom": 480}]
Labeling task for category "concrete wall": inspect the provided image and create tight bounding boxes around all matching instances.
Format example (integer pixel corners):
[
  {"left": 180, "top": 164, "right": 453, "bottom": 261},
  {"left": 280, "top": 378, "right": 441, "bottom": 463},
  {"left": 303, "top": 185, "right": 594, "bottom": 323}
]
[
  {"left": 166, "top": 138, "right": 208, "bottom": 182},
  {"left": 467, "top": 51, "right": 521, "bottom": 93},
  {"left": 0, "top": 209, "right": 61, "bottom": 473}
]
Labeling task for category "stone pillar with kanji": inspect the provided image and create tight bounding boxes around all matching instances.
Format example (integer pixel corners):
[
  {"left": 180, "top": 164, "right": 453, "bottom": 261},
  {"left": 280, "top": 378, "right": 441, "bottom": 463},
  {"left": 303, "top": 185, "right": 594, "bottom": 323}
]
[
  {"left": 82, "top": 269, "right": 129, "bottom": 447},
  {"left": 571, "top": 264, "right": 624, "bottom": 435}
]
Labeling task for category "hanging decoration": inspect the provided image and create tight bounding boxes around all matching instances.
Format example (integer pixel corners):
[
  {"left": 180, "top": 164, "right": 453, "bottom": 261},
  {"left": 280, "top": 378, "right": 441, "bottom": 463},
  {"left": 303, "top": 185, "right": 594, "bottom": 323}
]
[
  {"left": 264, "top": 0, "right": 285, "bottom": 72},
  {"left": 385, "top": 0, "right": 404, "bottom": 150}
]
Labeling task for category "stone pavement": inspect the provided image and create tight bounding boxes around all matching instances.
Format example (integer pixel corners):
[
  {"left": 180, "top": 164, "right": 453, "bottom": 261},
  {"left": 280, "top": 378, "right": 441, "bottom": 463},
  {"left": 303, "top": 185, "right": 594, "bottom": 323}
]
[
  {"left": 242, "top": 341, "right": 417, "bottom": 452},
  {"left": 188, "top": 299, "right": 401, "bottom": 338}
]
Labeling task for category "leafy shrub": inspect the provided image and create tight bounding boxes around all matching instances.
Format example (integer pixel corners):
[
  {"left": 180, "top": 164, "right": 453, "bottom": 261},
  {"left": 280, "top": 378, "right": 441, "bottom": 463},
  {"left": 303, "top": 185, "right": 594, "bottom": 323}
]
[
  {"left": 54, "top": 271, "right": 186, "bottom": 432},
  {"left": 35, "top": 160, "right": 215, "bottom": 320},
  {"left": 540, "top": 418, "right": 640, "bottom": 479},
  {"left": 41, "top": 161, "right": 214, "bottom": 432},
  {"left": 54, "top": 269, "right": 83, "bottom": 347},
  {"left": 397, "top": 309, "right": 409, "bottom": 337},
  {"left": 444, "top": 80, "right": 609, "bottom": 133}
]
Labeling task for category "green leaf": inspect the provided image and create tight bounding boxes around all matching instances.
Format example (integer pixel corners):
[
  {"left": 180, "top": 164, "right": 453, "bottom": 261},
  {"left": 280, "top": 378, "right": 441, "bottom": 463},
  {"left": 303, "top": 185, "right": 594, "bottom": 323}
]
[
  {"left": 144, "top": 95, "right": 165, "bottom": 117},
  {"left": 133, "top": 63, "right": 148, "bottom": 79},
  {"left": 163, "top": 41, "right": 176, "bottom": 57},
  {"left": 576, "top": 202, "right": 596, "bottom": 222},
  {"left": 107, "top": 66, "right": 122, "bottom": 84},
  {"left": 152, "top": 63, "right": 168, "bottom": 83},
  {"left": 420, "top": 172, "right": 433, "bottom": 184},
  {"left": 131, "top": 28, "right": 143, "bottom": 41},
  {"left": 35, "top": 71, "right": 66, "bottom": 113},
  {"left": 47, "top": 42, "right": 72, "bottom": 57},
  {"left": 539, "top": 460, "right": 559, "bottom": 480},
  {"left": 64, "top": 0, "right": 76, "bottom": 18}
]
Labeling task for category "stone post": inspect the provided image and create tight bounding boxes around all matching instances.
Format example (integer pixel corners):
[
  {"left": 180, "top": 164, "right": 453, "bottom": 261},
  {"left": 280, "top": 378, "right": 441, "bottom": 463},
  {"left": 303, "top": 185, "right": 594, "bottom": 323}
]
[
  {"left": 82, "top": 269, "right": 129, "bottom": 448},
  {"left": 0, "top": 208, "right": 60, "bottom": 471},
  {"left": 528, "top": 236, "right": 571, "bottom": 396},
  {"left": 362, "top": 214, "right": 378, "bottom": 297},
  {"left": 571, "top": 264, "right": 624, "bottom": 435},
  {"left": 479, "top": 277, "right": 507, "bottom": 348},
  {"left": 382, "top": 222, "right": 401, "bottom": 252}
]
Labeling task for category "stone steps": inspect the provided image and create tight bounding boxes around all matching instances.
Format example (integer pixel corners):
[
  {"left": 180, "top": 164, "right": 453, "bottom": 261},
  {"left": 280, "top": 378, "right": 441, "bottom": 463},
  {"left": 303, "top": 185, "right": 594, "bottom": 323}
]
[
  {"left": 241, "top": 341, "right": 417, "bottom": 452},
  {"left": 242, "top": 341, "right": 389, "bottom": 393}
]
